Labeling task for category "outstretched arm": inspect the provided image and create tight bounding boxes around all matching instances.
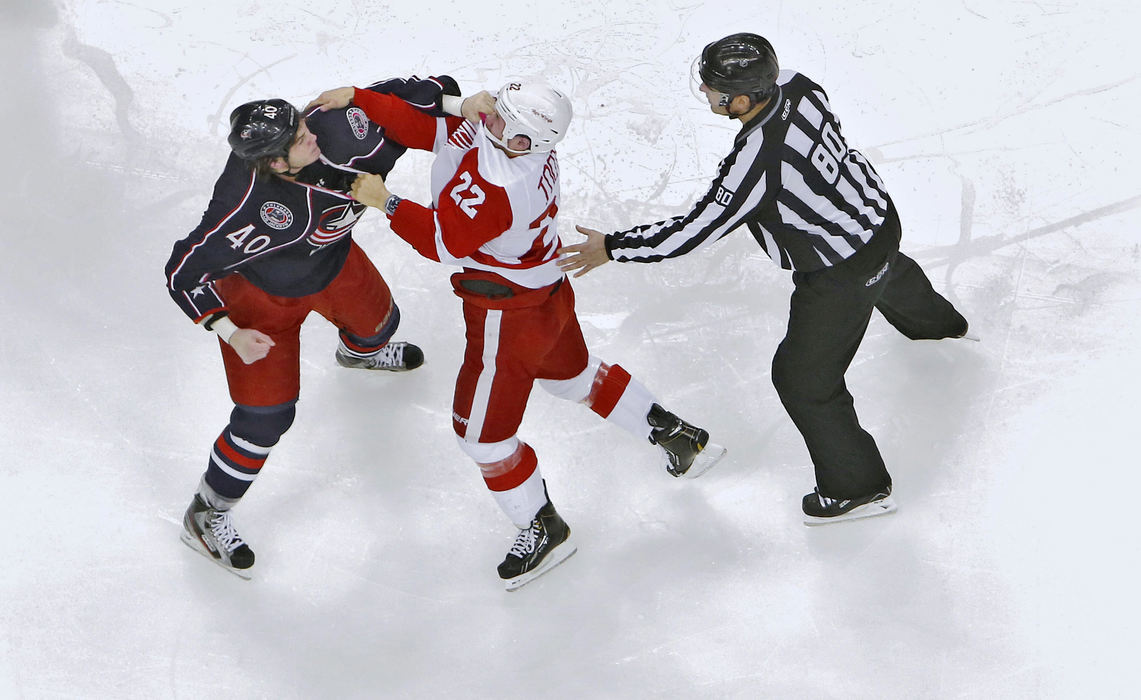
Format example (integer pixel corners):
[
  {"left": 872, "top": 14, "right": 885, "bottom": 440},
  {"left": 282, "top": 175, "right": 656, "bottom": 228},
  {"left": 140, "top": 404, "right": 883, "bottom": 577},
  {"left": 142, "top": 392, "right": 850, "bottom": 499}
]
[{"left": 309, "top": 85, "right": 496, "bottom": 122}]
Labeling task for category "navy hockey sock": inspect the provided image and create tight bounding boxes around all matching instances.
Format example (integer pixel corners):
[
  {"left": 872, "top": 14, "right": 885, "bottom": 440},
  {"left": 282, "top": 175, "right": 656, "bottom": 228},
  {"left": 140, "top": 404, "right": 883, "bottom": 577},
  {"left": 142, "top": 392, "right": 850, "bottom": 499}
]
[{"left": 202, "top": 402, "right": 295, "bottom": 501}]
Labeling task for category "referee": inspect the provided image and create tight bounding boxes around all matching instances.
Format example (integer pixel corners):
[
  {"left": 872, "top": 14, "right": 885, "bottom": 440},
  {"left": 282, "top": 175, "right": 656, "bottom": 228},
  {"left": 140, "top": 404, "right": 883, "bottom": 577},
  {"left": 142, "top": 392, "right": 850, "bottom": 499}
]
[{"left": 559, "top": 32, "right": 969, "bottom": 525}]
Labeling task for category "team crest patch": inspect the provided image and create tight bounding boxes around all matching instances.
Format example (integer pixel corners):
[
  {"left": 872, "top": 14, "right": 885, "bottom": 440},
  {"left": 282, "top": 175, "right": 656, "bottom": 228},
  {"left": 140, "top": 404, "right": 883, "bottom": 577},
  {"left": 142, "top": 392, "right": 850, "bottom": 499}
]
[
  {"left": 346, "top": 107, "right": 370, "bottom": 140},
  {"left": 260, "top": 201, "right": 294, "bottom": 230}
]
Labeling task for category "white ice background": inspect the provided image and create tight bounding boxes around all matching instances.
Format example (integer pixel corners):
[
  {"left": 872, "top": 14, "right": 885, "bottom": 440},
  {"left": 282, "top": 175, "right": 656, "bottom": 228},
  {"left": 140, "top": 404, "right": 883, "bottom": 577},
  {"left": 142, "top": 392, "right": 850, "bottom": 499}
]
[{"left": 1, "top": 0, "right": 1140, "bottom": 697}]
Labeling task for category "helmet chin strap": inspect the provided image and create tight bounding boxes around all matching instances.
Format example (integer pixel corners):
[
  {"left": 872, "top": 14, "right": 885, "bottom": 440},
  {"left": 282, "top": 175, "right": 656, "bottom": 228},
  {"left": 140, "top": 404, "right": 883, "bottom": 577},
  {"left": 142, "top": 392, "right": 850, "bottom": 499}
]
[
  {"left": 719, "top": 93, "right": 743, "bottom": 119},
  {"left": 716, "top": 91, "right": 747, "bottom": 119},
  {"left": 721, "top": 92, "right": 769, "bottom": 120}
]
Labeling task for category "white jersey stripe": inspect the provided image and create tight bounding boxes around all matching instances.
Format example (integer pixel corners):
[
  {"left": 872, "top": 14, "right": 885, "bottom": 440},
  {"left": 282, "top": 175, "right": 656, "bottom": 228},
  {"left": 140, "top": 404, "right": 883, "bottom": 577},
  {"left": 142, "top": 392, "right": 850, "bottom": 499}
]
[
  {"left": 780, "top": 165, "right": 866, "bottom": 239},
  {"left": 797, "top": 97, "right": 825, "bottom": 129},
  {"left": 464, "top": 309, "right": 502, "bottom": 442}
]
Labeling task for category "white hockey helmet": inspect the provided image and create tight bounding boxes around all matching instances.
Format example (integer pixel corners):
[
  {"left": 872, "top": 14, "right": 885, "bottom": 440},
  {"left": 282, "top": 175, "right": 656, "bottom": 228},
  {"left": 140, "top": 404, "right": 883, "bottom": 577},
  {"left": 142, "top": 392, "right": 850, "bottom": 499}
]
[{"left": 489, "top": 81, "right": 572, "bottom": 154}]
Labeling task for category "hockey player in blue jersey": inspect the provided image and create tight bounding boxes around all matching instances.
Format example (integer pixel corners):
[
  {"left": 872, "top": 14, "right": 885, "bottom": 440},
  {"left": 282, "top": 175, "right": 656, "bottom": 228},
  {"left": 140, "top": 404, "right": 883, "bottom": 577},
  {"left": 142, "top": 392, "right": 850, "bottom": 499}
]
[{"left": 166, "top": 75, "right": 458, "bottom": 578}]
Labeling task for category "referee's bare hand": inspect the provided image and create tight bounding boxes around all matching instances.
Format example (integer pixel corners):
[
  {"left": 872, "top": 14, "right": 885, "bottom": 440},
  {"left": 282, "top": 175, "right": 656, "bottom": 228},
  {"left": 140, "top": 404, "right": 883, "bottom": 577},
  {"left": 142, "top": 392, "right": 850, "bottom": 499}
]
[{"left": 558, "top": 225, "right": 610, "bottom": 277}]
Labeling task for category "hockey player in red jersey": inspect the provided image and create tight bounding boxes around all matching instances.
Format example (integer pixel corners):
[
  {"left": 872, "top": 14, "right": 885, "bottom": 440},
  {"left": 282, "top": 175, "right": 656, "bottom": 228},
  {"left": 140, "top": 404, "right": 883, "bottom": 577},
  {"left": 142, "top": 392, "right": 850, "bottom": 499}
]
[
  {"left": 309, "top": 80, "right": 726, "bottom": 590},
  {"left": 166, "top": 76, "right": 459, "bottom": 578}
]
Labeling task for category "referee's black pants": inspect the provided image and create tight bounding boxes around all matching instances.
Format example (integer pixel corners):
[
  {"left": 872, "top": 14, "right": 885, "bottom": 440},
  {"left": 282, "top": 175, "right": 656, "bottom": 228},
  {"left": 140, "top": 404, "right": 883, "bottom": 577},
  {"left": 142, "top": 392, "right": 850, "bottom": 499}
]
[{"left": 771, "top": 203, "right": 967, "bottom": 499}]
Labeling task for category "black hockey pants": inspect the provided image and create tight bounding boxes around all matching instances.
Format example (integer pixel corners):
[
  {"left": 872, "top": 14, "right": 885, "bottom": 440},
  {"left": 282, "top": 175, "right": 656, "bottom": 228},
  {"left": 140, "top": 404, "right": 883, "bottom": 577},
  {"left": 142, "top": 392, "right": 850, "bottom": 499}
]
[{"left": 771, "top": 203, "right": 967, "bottom": 499}]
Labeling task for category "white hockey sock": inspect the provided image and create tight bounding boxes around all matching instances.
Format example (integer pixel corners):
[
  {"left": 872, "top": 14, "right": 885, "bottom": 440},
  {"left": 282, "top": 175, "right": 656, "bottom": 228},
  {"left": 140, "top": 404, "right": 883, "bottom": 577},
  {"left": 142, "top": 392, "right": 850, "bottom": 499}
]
[
  {"left": 603, "top": 374, "right": 656, "bottom": 441},
  {"left": 491, "top": 468, "right": 548, "bottom": 529},
  {"left": 539, "top": 358, "right": 657, "bottom": 441}
]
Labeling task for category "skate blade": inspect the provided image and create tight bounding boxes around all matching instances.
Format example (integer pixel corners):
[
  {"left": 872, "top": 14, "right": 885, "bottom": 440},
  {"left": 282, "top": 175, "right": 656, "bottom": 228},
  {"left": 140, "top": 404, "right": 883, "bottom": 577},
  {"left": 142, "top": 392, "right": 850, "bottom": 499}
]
[
  {"left": 502, "top": 535, "right": 578, "bottom": 592},
  {"left": 802, "top": 496, "right": 898, "bottom": 526},
  {"left": 681, "top": 443, "right": 727, "bottom": 479},
  {"left": 179, "top": 531, "right": 253, "bottom": 580}
]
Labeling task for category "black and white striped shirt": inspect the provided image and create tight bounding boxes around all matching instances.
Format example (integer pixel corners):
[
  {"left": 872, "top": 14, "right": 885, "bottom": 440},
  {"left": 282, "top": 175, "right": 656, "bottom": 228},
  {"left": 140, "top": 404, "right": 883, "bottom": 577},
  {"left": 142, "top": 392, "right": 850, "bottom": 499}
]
[{"left": 605, "top": 70, "right": 890, "bottom": 272}]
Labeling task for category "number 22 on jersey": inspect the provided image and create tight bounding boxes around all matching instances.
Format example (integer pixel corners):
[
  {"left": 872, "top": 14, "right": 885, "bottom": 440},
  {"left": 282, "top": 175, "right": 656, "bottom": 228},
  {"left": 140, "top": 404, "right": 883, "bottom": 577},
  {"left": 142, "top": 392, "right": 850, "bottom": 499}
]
[{"left": 449, "top": 171, "right": 486, "bottom": 219}]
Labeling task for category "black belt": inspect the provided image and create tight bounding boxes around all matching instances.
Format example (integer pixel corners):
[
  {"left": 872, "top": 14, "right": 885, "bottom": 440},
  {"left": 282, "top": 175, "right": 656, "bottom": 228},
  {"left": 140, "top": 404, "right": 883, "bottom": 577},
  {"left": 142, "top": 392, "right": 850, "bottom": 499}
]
[{"left": 457, "top": 276, "right": 563, "bottom": 300}]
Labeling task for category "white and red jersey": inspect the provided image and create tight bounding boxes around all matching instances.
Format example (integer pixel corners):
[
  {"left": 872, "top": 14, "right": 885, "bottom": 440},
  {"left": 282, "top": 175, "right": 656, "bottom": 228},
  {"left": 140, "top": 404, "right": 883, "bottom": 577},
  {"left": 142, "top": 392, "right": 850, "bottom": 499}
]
[{"left": 352, "top": 89, "right": 563, "bottom": 290}]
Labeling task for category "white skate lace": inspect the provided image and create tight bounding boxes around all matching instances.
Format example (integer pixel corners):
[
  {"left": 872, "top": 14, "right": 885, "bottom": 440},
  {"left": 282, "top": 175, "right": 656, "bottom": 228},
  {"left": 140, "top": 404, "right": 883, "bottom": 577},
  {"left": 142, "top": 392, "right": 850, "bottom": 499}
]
[
  {"left": 358, "top": 343, "right": 403, "bottom": 369},
  {"left": 208, "top": 511, "right": 246, "bottom": 553},
  {"left": 507, "top": 523, "right": 539, "bottom": 558}
]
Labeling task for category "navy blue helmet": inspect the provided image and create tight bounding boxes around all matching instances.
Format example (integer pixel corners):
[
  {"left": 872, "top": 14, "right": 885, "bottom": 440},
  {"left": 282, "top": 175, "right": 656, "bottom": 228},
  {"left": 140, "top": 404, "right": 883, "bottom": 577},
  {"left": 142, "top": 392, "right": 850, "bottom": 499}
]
[{"left": 227, "top": 99, "right": 299, "bottom": 161}]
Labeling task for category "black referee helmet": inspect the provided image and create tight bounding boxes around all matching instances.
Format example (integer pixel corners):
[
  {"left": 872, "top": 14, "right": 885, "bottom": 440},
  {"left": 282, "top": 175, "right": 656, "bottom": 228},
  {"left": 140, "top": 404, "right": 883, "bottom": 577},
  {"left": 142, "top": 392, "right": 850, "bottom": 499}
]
[{"left": 698, "top": 33, "right": 780, "bottom": 102}]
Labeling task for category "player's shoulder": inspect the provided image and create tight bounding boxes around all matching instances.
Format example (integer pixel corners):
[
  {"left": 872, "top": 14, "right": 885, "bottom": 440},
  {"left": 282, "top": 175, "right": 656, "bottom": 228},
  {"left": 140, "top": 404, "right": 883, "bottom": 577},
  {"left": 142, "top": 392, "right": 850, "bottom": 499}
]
[
  {"left": 209, "top": 154, "right": 260, "bottom": 203},
  {"left": 305, "top": 107, "right": 383, "bottom": 163}
]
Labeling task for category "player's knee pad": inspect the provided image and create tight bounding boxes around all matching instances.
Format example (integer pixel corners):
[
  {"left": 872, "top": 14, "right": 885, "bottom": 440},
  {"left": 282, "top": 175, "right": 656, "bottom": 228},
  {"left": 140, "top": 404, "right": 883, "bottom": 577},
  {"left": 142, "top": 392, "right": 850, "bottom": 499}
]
[
  {"left": 340, "top": 303, "right": 401, "bottom": 354},
  {"left": 228, "top": 400, "right": 297, "bottom": 448},
  {"left": 538, "top": 355, "right": 603, "bottom": 403},
  {"left": 455, "top": 435, "right": 538, "bottom": 494},
  {"left": 455, "top": 434, "right": 520, "bottom": 463}
]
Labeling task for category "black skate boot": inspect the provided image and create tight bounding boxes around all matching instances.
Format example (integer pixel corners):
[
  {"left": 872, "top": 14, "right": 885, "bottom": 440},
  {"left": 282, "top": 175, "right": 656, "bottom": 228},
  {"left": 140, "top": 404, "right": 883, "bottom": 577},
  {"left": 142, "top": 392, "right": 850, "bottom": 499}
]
[
  {"left": 802, "top": 485, "right": 897, "bottom": 525},
  {"left": 335, "top": 341, "right": 424, "bottom": 371},
  {"left": 497, "top": 501, "right": 577, "bottom": 591},
  {"left": 647, "top": 403, "right": 726, "bottom": 479},
  {"left": 180, "top": 494, "right": 255, "bottom": 578}
]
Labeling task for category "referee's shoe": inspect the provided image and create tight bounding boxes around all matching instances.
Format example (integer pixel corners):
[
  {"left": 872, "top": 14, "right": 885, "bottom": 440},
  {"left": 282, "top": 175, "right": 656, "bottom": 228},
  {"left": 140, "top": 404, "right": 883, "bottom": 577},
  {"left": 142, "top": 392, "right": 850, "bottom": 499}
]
[{"left": 802, "top": 485, "right": 897, "bottom": 525}]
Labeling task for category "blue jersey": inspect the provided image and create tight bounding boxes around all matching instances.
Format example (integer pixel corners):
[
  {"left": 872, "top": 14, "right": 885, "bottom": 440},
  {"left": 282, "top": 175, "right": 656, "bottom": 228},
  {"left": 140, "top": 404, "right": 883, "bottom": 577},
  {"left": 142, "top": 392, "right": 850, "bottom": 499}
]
[{"left": 165, "top": 76, "right": 457, "bottom": 322}]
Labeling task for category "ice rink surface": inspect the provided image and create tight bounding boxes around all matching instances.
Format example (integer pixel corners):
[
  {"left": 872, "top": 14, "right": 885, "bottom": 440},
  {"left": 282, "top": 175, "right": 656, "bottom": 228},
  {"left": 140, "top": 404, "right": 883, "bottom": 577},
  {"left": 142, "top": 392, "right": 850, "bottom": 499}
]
[{"left": 1, "top": 0, "right": 1139, "bottom": 697}]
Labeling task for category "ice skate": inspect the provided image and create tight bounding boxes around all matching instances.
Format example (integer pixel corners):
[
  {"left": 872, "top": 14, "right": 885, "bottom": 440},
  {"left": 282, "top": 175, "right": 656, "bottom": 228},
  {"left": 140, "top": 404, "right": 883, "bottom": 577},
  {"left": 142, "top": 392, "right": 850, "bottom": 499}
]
[
  {"left": 498, "top": 501, "right": 576, "bottom": 591},
  {"left": 802, "top": 486, "right": 897, "bottom": 525},
  {"left": 180, "top": 494, "right": 255, "bottom": 579},
  {"left": 335, "top": 341, "right": 424, "bottom": 371},
  {"left": 647, "top": 403, "right": 726, "bottom": 479}
]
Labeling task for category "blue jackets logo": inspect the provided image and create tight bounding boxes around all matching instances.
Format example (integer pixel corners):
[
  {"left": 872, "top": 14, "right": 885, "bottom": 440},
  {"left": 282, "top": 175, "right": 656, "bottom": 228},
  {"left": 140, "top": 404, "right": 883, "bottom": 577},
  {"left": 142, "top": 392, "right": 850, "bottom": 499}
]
[
  {"left": 346, "top": 108, "right": 370, "bottom": 140},
  {"left": 259, "top": 201, "right": 294, "bottom": 230}
]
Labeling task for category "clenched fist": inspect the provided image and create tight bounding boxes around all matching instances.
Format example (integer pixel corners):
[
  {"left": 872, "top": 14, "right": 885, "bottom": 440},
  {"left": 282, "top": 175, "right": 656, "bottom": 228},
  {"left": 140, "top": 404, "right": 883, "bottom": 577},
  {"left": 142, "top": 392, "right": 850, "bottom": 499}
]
[
  {"left": 351, "top": 173, "right": 392, "bottom": 208},
  {"left": 461, "top": 90, "right": 498, "bottom": 122}
]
